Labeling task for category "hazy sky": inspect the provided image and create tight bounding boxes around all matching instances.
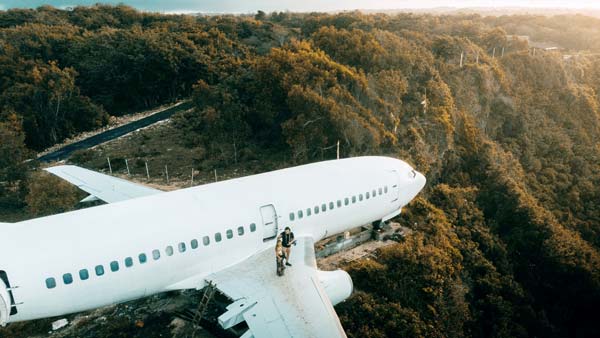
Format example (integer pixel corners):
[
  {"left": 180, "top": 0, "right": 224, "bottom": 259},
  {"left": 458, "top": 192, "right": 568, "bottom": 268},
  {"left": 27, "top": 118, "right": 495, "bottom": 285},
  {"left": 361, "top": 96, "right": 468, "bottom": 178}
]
[{"left": 2, "top": 1, "right": 600, "bottom": 13}]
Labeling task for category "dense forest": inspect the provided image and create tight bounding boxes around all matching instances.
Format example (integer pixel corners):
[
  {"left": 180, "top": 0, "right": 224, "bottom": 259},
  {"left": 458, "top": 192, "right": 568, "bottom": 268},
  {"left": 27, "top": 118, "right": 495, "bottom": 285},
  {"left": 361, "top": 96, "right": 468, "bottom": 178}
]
[{"left": 1, "top": 5, "right": 600, "bottom": 338}]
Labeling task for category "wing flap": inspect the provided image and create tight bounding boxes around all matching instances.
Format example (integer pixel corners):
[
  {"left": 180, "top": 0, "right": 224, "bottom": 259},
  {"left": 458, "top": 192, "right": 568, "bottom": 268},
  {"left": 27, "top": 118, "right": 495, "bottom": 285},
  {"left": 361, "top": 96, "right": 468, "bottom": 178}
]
[
  {"left": 207, "top": 237, "right": 347, "bottom": 338},
  {"left": 44, "top": 165, "right": 161, "bottom": 203}
]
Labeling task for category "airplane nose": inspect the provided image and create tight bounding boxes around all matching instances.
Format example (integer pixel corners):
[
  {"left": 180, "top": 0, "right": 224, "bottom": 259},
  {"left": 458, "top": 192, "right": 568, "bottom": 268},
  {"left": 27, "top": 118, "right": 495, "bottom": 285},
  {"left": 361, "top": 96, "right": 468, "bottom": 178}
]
[
  {"left": 414, "top": 171, "right": 426, "bottom": 192},
  {"left": 398, "top": 168, "right": 426, "bottom": 206},
  {"left": 404, "top": 170, "right": 426, "bottom": 204}
]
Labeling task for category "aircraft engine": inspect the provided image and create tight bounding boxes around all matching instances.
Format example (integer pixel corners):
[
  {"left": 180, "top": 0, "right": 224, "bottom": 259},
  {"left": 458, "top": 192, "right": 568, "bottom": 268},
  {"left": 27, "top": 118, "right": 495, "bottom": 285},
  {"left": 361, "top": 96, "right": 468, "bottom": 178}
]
[
  {"left": 0, "top": 278, "right": 9, "bottom": 326},
  {"left": 317, "top": 269, "right": 353, "bottom": 306}
]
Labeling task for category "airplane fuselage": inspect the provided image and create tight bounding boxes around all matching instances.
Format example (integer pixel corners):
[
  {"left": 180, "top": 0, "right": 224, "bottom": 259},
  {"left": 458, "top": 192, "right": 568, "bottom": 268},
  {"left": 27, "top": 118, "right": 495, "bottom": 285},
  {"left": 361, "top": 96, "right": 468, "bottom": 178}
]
[{"left": 0, "top": 156, "right": 426, "bottom": 325}]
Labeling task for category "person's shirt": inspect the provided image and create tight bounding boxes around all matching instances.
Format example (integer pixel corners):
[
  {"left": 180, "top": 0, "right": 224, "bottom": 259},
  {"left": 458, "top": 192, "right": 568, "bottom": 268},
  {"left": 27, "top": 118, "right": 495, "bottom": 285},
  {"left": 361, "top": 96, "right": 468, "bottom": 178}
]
[{"left": 281, "top": 231, "right": 295, "bottom": 247}]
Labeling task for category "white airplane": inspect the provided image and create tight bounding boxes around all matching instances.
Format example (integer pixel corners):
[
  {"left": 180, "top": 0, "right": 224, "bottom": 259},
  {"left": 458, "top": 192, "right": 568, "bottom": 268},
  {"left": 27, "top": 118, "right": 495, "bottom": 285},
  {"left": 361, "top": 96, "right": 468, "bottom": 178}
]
[{"left": 0, "top": 156, "right": 425, "bottom": 337}]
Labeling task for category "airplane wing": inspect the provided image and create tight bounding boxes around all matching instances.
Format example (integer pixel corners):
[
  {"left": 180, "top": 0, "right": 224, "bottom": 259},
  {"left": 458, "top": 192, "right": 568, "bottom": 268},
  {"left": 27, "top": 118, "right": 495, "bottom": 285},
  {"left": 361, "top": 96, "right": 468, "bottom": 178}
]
[
  {"left": 206, "top": 237, "right": 348, "bottom": 338},
  {"left": 44, "top": 165, "right": 162, "bottom": 204}
]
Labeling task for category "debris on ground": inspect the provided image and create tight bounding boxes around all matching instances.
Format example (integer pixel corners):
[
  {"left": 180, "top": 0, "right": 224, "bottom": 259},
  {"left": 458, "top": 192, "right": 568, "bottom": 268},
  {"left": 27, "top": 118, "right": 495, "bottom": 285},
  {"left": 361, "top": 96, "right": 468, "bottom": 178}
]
[{"left": 51, "top": 319, "right": 68, "bottom": 331}]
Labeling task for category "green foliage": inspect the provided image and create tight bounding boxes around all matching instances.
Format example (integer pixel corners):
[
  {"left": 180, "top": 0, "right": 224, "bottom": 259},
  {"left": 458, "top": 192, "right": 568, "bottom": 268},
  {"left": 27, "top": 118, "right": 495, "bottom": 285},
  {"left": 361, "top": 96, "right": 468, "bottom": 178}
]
[
  {"left": 25, "top": 172, "right": 80, "bottom": 217},
  {"left": 0, "top": 114, "right": 29, "bottom": 209}
]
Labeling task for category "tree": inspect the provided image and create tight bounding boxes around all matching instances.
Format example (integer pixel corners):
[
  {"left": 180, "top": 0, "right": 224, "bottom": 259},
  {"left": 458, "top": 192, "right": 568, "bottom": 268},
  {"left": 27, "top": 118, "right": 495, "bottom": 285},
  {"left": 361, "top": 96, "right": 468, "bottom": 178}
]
[
  {"left": 25, "top": 172, "right": 80, "bottom": 217},
  {"left": 0, "top": 113, "right": 29, "bottom": 209}
]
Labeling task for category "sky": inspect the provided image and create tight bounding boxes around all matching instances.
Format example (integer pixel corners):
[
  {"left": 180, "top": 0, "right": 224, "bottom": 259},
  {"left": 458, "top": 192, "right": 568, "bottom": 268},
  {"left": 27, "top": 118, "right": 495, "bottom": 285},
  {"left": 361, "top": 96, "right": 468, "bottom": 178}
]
[{"left": 1, "top": 1, "right": 600, "bottom": 13}]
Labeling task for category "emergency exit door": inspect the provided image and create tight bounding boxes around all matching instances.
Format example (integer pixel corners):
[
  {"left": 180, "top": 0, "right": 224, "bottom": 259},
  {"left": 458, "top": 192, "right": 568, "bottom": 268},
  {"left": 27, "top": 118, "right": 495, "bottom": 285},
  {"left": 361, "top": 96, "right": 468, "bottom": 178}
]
[
  {"left": 390, "top": 170, "right": 401, "bottom": 203},
  {"left": 260, "top": 204, "right": 278, "bottom": 240}
]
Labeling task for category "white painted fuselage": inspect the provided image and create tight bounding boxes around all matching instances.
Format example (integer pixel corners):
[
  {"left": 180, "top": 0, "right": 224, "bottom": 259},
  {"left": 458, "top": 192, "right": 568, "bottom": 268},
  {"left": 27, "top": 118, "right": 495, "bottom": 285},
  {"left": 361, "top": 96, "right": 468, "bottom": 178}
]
[{"left": 0, "top": 156, "right": 425, "bottom": 325}]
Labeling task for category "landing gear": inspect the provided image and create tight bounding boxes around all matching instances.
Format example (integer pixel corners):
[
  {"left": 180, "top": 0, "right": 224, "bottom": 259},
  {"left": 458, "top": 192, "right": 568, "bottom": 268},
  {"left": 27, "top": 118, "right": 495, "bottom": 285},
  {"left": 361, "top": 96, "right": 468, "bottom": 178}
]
[{"left": 372, "top": 220, "right": 383, "bottom": 231}]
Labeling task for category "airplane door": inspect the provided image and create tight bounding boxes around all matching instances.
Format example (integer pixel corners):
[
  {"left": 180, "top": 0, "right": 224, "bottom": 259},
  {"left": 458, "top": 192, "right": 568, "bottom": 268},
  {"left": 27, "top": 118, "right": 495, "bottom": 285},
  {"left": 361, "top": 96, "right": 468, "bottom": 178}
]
[
  {"left": 390, "top": 170, "right": 400, "bottom": 203},
  {"left": 260, "top": 204, "right": 278, "bottom": 240}
]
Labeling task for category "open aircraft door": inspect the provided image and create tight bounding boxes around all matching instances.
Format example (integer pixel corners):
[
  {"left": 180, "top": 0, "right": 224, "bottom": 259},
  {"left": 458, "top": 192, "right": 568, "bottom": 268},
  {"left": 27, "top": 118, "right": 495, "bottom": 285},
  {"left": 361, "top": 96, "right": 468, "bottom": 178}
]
[
  {"left": 0, "top": 271, "right": 17, "bottom": 327},
  {"left": 260, "top": 204, "right": 279, "bottom": 240}
]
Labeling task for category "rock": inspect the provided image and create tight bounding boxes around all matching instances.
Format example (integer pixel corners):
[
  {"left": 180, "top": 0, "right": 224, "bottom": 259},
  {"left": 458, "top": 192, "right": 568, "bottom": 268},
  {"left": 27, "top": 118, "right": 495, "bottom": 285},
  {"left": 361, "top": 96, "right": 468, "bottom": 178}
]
[{"left": 52, "top": 318, "right": 69, "bottom": 331}]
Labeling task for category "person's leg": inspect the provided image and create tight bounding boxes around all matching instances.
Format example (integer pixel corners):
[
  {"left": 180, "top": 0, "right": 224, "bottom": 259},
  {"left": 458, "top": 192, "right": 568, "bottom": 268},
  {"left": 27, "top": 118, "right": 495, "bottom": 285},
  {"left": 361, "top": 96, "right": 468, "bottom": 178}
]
[{"left": 284, "top": 247, "right": 292, "bottom": 266}]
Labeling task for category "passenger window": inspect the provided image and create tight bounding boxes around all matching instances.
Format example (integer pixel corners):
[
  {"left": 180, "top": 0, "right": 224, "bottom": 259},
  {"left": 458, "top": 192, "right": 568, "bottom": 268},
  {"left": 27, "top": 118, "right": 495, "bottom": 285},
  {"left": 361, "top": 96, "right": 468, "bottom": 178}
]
[
  {"left": 337, "top": 200, "right": 342, "bottom": 207},
  {"left": 372, "top": 189, "right": 377, "bottom": 196},
  {"left": 178, "top": 242, "right": 186, "bottom": 252},
  {"left": 344, "top": 198, "right": 349, "bottom": 205},
  {"left": 384, "top": 186, "right": 388, "bottom": 193},
  {"left": 226, "top": 229, "right": 233, "bottom": 239},
  {"left": 63, "top": 273, "right": 73, "bottom": 285},
  {"left": 352, "top": 196, "right": 356, "bottom": 203},
  {"left": 321, "top": 204, "right": 326, "bottom": 212},
  {"left": 215, "top": 232, "right": 222, "bottom": 242},
  {"left": 125, "top": 257, "right": 133, "bottom": 267},
  {"left": 238, "top": 226, "right": 245, "bottom": 236},
  {"left": 366, "top": 191, "right": 370, "bottom": 199},
  {"left": 329, "top": 202, "right": 334, "bottom": 210},
  {"left": 152, "top": 249, "right": 160, "bottom": 260},
  {"left": 79, "top": 269, "right": 89, "bottom": 280},
  {"left": 314, "top": 206, "right": 319, "bottom": 214},
  {"left": 379, "top": 187, "right": 383, "bottom": 195},
  {"left": 203, "top": 236, "right": 210, "bottom": 245},
  {"left": 289, "top": 212, "right": 295, "bottom": 221},
  {"left": 110, "top": 261, "right": 119, "bottom": 272},
  {"left": 250, "top": 223, "right": 256, "bottom": 232},
  {"left": 95, "top": 265, "right": 105, "bottom": 276},
  {"left": 46, "top": 277, "right": 56, "bottom": 289},
  {"left": 165, "top": 246, "right": 174, "bottom": 256},
  {"left": 139, "top": 253, "right": 147, "bottom": 264},
  {"left": 359, "top": 194, "right": 363, "bottom": 201},
  {"left": 191, "top": 239, "right": 199, "bottom": 249},
  {"left": 298, "top": 210, "right": 303, "bottom": 219},
  {"left": 307, "top": 208, "right": 312, "bottom": 216}
]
